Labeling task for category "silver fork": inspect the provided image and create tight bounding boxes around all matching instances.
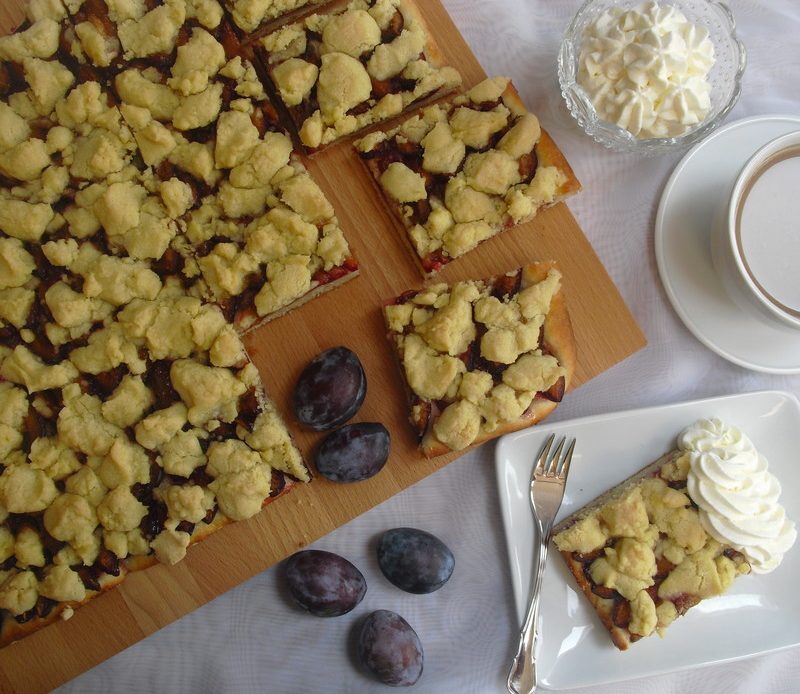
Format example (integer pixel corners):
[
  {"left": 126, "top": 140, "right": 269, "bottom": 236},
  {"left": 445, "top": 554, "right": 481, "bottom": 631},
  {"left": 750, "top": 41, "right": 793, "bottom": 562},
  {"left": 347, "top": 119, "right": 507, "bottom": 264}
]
[{"left": 507, "top": 434, "right": 576, "bottom": 694}]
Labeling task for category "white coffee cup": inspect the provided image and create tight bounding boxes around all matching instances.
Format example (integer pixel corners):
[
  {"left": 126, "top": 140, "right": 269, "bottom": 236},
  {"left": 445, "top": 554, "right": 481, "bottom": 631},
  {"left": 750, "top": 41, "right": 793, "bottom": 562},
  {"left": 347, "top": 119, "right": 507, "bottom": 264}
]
[{"left": 711, "top": 131, "right": 800, "bottom": 330}]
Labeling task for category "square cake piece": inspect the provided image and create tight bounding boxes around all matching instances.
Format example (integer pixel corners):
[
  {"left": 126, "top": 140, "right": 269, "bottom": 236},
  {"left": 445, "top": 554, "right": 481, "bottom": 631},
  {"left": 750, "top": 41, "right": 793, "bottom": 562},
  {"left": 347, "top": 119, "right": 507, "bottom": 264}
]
[
  {"left": 552, "top": 451, "right": 751, "bottom": 651},
  {"left": 356, "top": 77, "right": 581, "bottom": 275},
  {"left": 256, "top": 0, "right": 461, "bottom": 151},
  {"left": 52, "top": 0, "right": 360, "bottom": 331},
  {"left": 384, "top": 262, "right": 575, "bottom": 457}
]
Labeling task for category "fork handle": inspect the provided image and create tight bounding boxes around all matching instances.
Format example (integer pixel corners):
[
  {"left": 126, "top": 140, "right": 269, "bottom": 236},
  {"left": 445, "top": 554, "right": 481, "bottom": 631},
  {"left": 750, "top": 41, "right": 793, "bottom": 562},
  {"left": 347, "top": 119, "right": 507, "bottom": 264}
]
[{"left": 507, "top": 519, "right": 551, "bottom": 694}]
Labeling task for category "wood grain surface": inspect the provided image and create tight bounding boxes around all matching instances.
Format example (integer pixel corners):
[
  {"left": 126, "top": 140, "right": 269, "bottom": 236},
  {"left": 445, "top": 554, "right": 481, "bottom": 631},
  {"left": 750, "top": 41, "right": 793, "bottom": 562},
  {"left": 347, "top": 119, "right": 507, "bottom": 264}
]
[{"left": 0, "top": 1, "right": 646, "bottom": 690}]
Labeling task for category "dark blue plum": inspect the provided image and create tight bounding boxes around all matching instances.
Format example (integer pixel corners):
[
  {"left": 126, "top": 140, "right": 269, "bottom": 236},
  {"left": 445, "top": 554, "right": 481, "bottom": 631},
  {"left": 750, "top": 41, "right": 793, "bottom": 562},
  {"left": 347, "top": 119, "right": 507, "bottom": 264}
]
[
  {"left": 284, "top": 550, "right": 366, "bottom": 617},
  {"left": 315, "top": 423, "right": 390, "bottom": 482},
  {"left": 377, "top": 528, "right": 454, "bottom": 594},
  {"left": 357, "top": 610, "right": 423, "bottom": 687},
  {"left": 293, "top": 347, "right": 366, "bottom": 431}
]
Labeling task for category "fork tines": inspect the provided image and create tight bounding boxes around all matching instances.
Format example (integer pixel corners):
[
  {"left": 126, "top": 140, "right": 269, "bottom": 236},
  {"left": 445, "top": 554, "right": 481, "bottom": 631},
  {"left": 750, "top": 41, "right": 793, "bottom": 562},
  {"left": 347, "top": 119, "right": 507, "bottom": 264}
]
[{"left": 535, "top": 434, "right": 576, "bottom": 478}]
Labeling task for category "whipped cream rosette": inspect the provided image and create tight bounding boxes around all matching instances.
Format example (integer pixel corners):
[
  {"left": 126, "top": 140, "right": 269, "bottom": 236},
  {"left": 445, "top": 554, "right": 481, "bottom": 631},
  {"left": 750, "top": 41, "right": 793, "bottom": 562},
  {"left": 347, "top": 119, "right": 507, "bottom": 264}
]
[
  {"left": 680, "top": 418, "right": 797, "bottom": 573},
  {"left": 578, "top": 1, "right": 715, "bottom": 138}
]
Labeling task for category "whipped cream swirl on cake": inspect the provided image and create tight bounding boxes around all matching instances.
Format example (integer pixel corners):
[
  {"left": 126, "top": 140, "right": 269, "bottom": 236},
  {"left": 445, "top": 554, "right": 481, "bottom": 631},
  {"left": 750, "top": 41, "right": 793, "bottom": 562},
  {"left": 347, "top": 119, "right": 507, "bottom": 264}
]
[
  {"left": 577, "top": 1, "right": 715, "bottom": 138},
  {"left": 680, "top": 418, "right": 797, "bottom": 573}
]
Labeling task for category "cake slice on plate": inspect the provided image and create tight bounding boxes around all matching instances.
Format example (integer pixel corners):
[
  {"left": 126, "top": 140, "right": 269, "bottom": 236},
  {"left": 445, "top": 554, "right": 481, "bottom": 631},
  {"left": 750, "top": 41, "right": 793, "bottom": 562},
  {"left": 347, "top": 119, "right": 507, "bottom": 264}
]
[{"left": 553, "top": 418, "right": 796, "bottom": 650}]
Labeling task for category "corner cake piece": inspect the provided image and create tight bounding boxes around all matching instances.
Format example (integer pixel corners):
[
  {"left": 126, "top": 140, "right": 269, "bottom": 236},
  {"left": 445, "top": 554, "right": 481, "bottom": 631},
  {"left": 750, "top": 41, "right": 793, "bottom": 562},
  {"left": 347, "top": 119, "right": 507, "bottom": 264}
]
[
  {"left": 356, "top": 77, "right": 581, "bottom": 275},
  {"left": 256, "top": 0, "right": 462, "bottom": 151},
  {"left": 552, "top": 451, "right": 751, "bottom": 651},
  {"left": 0, "top": 275, "right": 309, "bottom": 646},
  {"left": 384, "top": 262, "right": 575, "bottom": 457}
]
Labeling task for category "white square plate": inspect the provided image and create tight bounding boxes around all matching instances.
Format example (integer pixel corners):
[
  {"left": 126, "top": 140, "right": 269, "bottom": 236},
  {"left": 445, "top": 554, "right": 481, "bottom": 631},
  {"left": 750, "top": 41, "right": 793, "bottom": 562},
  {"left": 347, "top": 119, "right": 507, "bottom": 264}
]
[{"left": 495, "top": 390, "right": 800, "bottom": 690}]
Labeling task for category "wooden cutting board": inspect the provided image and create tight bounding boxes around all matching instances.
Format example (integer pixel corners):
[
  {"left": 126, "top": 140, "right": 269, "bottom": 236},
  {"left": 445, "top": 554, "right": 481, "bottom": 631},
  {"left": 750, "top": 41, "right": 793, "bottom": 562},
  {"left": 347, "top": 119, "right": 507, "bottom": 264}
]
[{"left": 0, "top": 1, "right": 646, "bottom": 690}]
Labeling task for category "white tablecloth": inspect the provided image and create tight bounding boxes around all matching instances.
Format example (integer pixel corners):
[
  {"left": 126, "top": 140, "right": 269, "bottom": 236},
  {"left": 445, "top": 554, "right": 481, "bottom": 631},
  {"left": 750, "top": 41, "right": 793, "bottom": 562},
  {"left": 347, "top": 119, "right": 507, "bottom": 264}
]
[{"left": 61, "top": 1, "right": 800, "bottom": 692}]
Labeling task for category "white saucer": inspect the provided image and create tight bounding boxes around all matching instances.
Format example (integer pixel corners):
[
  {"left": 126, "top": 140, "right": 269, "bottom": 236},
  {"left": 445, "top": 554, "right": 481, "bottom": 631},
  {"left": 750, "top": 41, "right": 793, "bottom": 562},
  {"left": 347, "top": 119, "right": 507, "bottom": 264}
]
[{"left": 655, "top": 114, "right": 800, "bottom": 374}]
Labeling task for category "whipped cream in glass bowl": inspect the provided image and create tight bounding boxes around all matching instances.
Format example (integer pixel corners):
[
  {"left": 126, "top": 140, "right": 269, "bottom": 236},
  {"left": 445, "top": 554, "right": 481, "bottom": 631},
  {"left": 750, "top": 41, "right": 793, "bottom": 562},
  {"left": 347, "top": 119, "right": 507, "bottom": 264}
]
[
  {"left": 559, "top": 0, "right": 746, "bottom": 155},
  {"left": 680, "top": 418, "right": 797, "bottom": 574}
]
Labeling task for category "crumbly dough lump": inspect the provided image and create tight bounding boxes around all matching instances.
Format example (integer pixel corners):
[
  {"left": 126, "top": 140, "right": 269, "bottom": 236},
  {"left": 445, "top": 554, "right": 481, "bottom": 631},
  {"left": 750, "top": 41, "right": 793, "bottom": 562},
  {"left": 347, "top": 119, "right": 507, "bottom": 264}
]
[
  {"left": 385, "top": 267, "right": 566, "bottom": 452},
  {"left": 111, "top": 32, "right": 270, "bottom": 133},
  {"left": 65, "top": 0, "right": 226, "bottom": 65},
  {"left": 224, "top": 0, "right": 325, "bottom": 33},
  {"left": 357, "top": 77, "right": 568, "bottom": 272},
  {"left": 554, "top": 454, "right": 751, "bottom": 640},
  {"left": 260, "top": 0, "right": 461, "bottom": 149}
]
